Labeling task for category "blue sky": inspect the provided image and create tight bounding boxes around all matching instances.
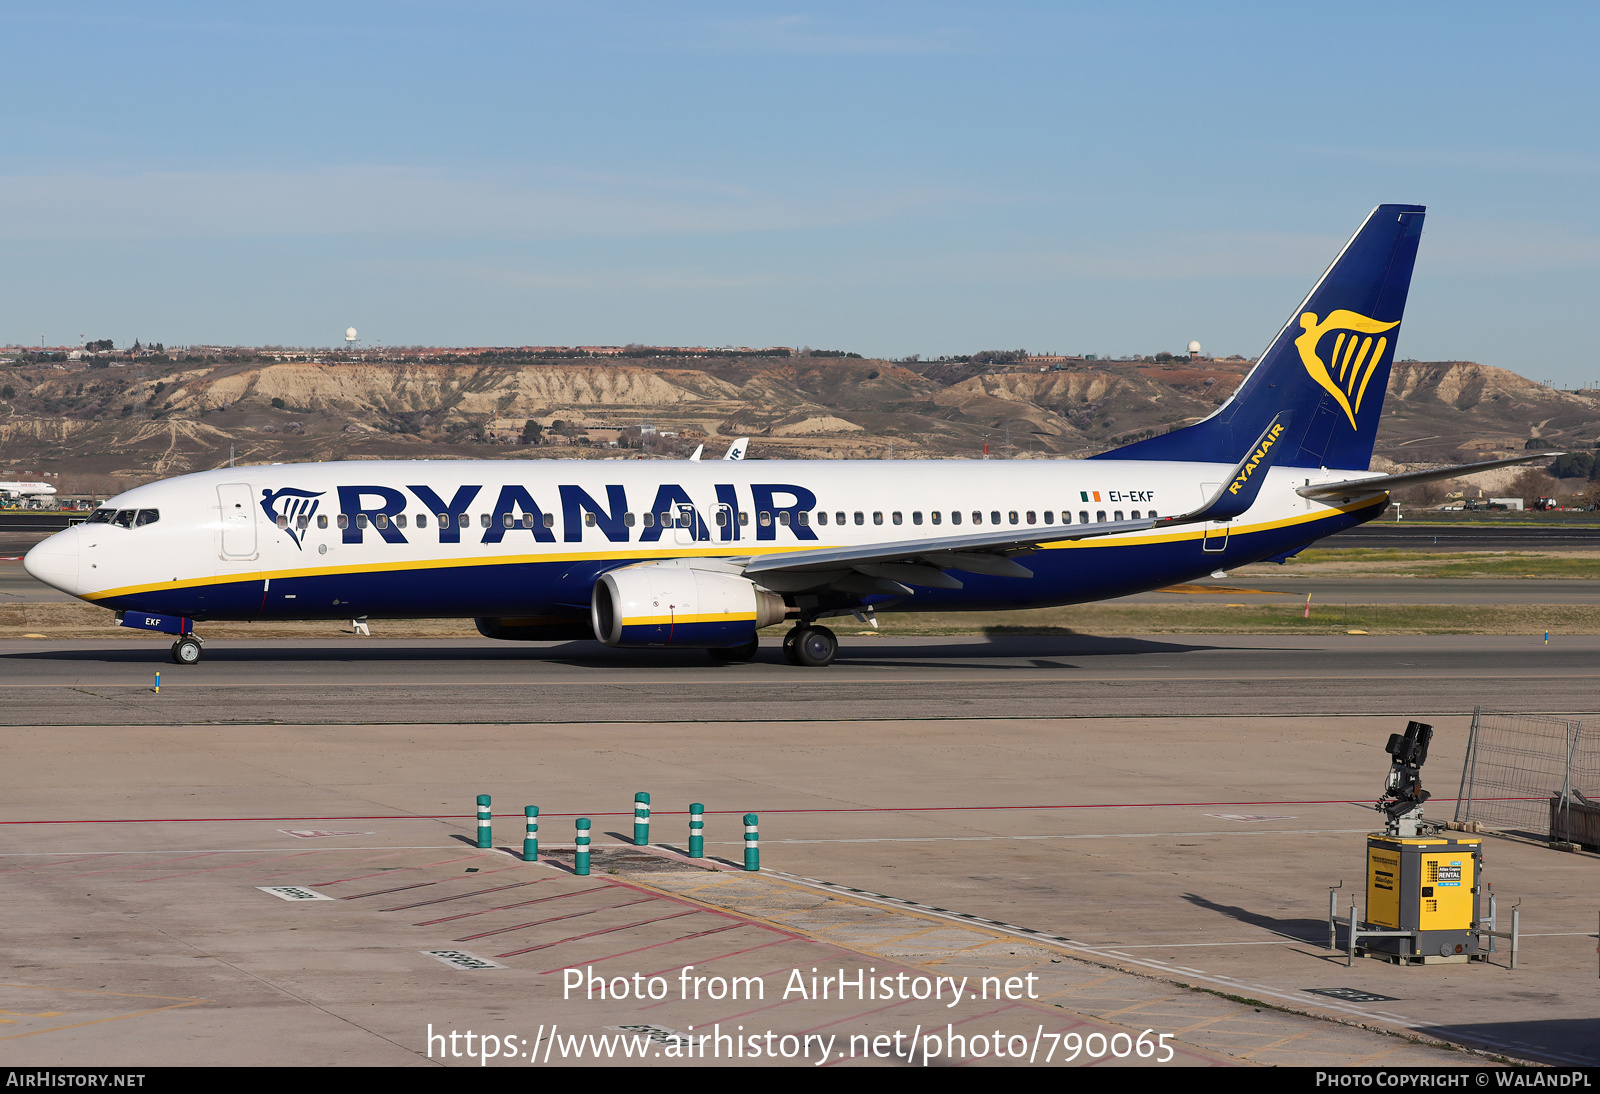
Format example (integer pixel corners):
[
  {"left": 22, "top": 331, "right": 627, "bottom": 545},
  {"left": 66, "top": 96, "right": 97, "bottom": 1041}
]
[{"left": 3, "top": 2, "right": 1598, "bottom": 381}]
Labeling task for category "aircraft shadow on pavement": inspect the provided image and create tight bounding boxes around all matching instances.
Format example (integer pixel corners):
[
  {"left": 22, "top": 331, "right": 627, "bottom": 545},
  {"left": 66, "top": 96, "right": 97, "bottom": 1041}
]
[{"left": 0, "top": 633, "right": 1246, "bottom": 668}]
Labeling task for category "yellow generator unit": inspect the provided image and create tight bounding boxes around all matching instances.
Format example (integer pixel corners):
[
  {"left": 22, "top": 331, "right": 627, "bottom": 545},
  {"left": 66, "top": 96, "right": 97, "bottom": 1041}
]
[{"left": 1363, "top": 834, "right": 1483, "bottom": 962}]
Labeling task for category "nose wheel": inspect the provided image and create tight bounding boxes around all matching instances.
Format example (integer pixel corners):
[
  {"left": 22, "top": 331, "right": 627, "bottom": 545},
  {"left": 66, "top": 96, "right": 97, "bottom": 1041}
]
[
  {"left": 170, "top": 636, "right": 203, "bottom": 665},
  {"left": 782, "top": 624, "right": 838, "bottom": 667}
]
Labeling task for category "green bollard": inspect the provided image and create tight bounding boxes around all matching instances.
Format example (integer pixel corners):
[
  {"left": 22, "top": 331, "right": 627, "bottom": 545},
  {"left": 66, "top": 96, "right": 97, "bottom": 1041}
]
[
  {"left": 523, "top": 806, "right": 539, "bottom": 861},
  {"left": 743, "top": 813, "right": 759, "bottom": 872},
  {"left": 575, "top": 817, "right": 591, "bottom": 876},
  {"left": 476, "top": 794, "right": 492, "bottom": 849},
  {"left": 688, "top": 803, "right": 704, "bottom": 858},
  {"left": 634, "top": 792, "right": 651, "bottom": 846}
]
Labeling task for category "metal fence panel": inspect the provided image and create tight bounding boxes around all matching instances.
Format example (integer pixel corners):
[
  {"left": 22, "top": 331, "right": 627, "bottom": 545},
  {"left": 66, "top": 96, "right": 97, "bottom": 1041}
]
[{"left": 1454, "top": 708, "right": 1600, "bottom": 842}]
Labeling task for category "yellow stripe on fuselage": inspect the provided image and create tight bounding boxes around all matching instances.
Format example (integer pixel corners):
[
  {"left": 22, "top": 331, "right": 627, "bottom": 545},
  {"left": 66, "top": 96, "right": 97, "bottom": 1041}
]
[{"left": 82, "top": 497, "right": 1383, "bottom": 603}]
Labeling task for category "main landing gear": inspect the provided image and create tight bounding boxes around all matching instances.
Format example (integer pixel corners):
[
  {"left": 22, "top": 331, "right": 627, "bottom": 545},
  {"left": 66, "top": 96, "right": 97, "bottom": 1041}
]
[
  {"left": 170, "top": 635, "right": 203, "bottom": 665},
  {"left": 781, "top": 624, "right": 838, "bottom": 667}
]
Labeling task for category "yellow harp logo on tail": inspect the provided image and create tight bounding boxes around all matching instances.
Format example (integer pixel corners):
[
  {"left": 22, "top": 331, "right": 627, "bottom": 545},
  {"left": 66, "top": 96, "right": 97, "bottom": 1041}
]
[{"left": 1294, "top": 310, "right": 1400, "bottom": 430}]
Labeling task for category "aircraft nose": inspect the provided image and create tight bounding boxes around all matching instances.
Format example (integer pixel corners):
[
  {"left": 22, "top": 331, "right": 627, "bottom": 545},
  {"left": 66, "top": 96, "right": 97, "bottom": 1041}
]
[{"left": 23, "top": 530, "right": 80, "bottom": 594}]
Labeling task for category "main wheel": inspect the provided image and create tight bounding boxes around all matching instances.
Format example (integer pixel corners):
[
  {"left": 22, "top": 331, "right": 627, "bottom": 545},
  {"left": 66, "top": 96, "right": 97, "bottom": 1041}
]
[
  {"left": 781, "top": 628, "right": 804, "bottom": 665},
  {"left": 791, "top": 624, "right": 837, "bottom": 667},
  {"left": 708, "top": 636, "right": 760, "bottom": 662},
  {"left": 170, "top": 637, "right": 202, "bottom": 665}
]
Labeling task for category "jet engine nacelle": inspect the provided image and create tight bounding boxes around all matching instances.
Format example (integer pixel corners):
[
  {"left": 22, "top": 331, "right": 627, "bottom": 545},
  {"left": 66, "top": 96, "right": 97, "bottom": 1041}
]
[{"left": 591, "top": 562, "right": 787, "bottom": 648}]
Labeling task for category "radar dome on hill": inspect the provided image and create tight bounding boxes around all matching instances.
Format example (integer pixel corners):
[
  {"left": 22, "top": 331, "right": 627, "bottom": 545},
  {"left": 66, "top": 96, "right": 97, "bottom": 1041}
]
[
  {"left": 345, "top": 327, "right": 358, "bottom": 345},
  {"left": 1187, "top": 340, "right": 1202, "bottom": 356}
]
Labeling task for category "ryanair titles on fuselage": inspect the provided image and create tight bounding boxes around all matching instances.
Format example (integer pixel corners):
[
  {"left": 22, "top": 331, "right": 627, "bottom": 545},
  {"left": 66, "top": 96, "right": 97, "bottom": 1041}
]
[{"left": 254, "top": 476, "right": 1164, "bottom": 551}]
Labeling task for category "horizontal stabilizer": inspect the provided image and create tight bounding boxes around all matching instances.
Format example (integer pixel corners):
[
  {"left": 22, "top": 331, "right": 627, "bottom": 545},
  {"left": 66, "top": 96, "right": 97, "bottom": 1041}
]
[{"left": 1296, "top": 452, "right": 1565, "bottom": 500}]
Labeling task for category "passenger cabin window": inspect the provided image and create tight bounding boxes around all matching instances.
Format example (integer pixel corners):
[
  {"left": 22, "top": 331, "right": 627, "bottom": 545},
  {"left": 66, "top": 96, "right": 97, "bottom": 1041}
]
[
  {"left": 1079, "top": 511, "right": 1089, "bottom": 524},
  {"left": 480, "top": 513, "right": 491, "bottom": 528},
  {"left": 356, "top": 514, "right": 370, "bottom": 530},
  {"left": 1130, "top": 510, "right": 1140, "bottom": 520},
  {"left": 836, "top": 511, "right": 846, "bottom": 525},
  {"left": 544, "top": 512, "right": 555, "bottom": 528},
  {"left": 520, "top": 513, "right": 534, "bottom": 528},
  {"left": 1008, "top": 511, "right": 1018, "bottom": 525},
  {"left": 778, "top": 511, "right": 791, "bottom": 526},
  {"left": 436, "top": 512, "right": 449, "bottom": 528},
  {"left": 642, "top": 512, "right": 655, "bottom": 528},
  {"left": 416, "top": 514, "right": 428, "bottom": 528},
  {"left": 951, "top": 511, "right": 962, "bottom": 525},
  {"left": 1148, "top": 509, "right": 1158, "bottom": 518},
  {"left": 1096, "top": 510, "right": 1106, "bottom": 522},
  {"left": 395, "top": 514, "right": 408, "bottom": 529},
  {"left": 1026, "top": 511, "right": 1036, "bottom": 524},
  {"left": 992, "top": 511, "right": 1002, "bottom": 525},
  {"left": 276, "top": 514, "right": 289, "bottom": 529},
  {"left": 135, "top": 509, "right": 159, "bottom": 527},
  {"left": 972, "top": 511, "right": 983, "bottom": 525},
  {"left": 931, "top": 511, "right": 941, "bottom": 525},
  {"left": 584, "top": 511, "right": 597, "bottom": 527},
  {"left": 873, "top": 512, "right": 883, "bottom": 525},
  {"left": 817, "top": 511, "right": 828, "bottom": 525},
  {"left": 715, "top": 510, "right": 728, "bottom": 527},
  {"left": 1114, "top": 510, "right": 1124, "bottom": 521},
  {"left": 891, "top": 511, "right": 902, "bottom": 525},
  {"left": 317, "top": 515, "right": 329, "bottom": 529},
  {"left": 853, "top": 512, "right": 864, "bottom": 526},
  {"left": 739, "top": 512, "right": 748, "bottom": 526},
  {"left": 759, "top": 511, "right": 772, "bottom": 527},
  {"left": 912, "top": 512, "right": 922, "bottom": 525},
  {"left": 337, "top": 514, "right": 350, "bottom": 529},
  {"left": 1042, "top": 511, "right": 1053, "bottom": 524},
  {"left": 797, "top": 511, "right": 809, "bottom": 526}
]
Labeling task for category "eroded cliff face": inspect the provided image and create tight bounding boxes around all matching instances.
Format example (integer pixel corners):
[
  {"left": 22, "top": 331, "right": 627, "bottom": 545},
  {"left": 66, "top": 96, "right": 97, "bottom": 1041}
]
[{"left": 4, "top": 355, "right": 1596, "bottom": 489}]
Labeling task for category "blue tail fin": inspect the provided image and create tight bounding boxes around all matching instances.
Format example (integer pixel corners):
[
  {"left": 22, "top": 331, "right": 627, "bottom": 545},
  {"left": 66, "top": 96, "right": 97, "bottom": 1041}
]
[{"left": 1092, "top": 204, "right": 1425, "bottom": 470}]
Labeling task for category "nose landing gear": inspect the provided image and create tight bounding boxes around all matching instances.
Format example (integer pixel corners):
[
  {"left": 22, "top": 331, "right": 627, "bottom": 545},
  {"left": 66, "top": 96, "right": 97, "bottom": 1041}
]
[{"left": 782, "top": 624, "right": 838, "bottom": 667}]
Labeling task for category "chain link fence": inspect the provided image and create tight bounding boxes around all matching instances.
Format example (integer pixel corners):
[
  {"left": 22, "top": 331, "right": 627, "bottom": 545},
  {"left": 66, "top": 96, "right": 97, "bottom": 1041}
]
[{"left": 1454, "top": 708, "right": 1600, "bottom": 847}]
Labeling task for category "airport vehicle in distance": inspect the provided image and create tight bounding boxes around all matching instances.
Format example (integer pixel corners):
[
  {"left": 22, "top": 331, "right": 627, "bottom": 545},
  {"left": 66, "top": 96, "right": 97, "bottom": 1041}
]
[{"left": 23, "top": 205, "right": 1549, "bottom": 666}]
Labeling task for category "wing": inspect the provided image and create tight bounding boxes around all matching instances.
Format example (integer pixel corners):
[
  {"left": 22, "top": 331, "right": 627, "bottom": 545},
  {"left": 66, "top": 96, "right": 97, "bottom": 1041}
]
[{"left": 742, "top": 415, "right": 1290, "bottom": 595}]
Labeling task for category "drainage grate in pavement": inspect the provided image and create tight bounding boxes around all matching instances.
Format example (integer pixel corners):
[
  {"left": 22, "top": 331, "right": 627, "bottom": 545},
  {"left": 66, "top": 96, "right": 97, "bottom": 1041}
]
[{"left": 1303, "top": 988, "right": 1400, "bottom": 1003}]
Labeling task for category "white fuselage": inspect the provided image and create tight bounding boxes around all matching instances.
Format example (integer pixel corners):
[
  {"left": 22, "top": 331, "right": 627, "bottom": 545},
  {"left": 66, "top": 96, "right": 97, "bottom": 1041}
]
[{"left": 23, "top": 457, "right": 1378, "bottom": 625}]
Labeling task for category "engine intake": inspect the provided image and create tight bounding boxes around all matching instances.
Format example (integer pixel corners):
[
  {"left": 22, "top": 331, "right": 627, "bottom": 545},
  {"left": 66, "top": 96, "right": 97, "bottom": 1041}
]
[{"left": 592, "top": 563, "right": 787, "bottom": 648}]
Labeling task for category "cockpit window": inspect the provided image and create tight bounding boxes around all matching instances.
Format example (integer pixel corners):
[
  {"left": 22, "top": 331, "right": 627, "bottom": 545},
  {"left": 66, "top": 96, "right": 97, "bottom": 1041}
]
[
  {"left": 135, "top": 509, "right": 159, "bottom": 527},
  {"left": 112, "top": 509, "right": 136, "bottom": 528},
  {"left": 88, "top": 508, "right": 115, "bottom": 524}
]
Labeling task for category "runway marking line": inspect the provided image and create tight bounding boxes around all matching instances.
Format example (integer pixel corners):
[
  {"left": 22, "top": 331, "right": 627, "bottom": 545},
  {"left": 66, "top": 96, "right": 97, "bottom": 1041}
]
[
  {"left": 0, "top": 983, "right": 210, "bottom": 1043},
  {"left": 380, "top": 879, "right": 545, "bottom": 912},
  {"left": 538, "top": 921, "right": 749, "bottom": 973},
  {"left": 0, "top": 797, "right": 1539, "bottom": 825},
  {"left": 413, "top": 884, "right": 613, "bottom": 927},
  {"left": 454, "top": 897, "right": 657, "bottom": 942},
  {"left": 493, "top": 909, "right": 700, "bottom": 959}
]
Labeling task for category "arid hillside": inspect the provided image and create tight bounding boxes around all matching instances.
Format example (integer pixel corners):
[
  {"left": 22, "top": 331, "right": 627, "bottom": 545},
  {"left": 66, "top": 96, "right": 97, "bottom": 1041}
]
[{"left": 2, "top": 353, "right": 1595, "bottom": 494}]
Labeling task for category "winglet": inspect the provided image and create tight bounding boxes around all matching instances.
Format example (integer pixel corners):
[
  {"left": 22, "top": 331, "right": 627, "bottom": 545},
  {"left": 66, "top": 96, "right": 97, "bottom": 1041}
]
[{"left": 1165, "top": 413, "right": 1290, "bottom": 526}]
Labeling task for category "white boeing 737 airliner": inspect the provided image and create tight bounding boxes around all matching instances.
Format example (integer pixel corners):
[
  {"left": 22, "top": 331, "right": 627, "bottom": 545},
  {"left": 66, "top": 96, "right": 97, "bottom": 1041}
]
[{"left": 23, "top": 205, "right": 1548, "bottom": 666}]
